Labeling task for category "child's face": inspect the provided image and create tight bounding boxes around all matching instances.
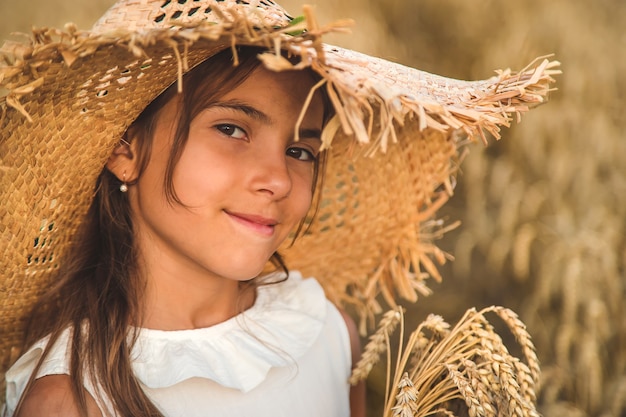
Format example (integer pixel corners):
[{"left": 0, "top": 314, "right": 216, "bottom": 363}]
[{"left": 129, "top": 66, "right": 324, "bottom": 282}]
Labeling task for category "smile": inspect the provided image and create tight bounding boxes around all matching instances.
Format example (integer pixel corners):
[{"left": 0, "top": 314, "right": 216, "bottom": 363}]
[{"left": 224, "top": 210, "right": 278, "bottom": 237}]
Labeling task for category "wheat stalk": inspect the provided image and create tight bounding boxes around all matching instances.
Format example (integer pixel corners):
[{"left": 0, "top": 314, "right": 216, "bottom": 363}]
[
  {"left": 350, "top": 308, "right": 403, "bottom": 386},
  {"left": 352, "top": 306, "right": 541, "bottom": 417}
]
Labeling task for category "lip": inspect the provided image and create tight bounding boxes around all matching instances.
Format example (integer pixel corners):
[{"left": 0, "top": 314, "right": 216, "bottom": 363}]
[{"left": 225, "top": 210, "right": 278, "bottom": 237}]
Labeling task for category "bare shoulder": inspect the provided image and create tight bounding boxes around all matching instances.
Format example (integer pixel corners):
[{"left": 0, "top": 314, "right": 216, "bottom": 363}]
[
  {"left": 17, "top": 375, "right": 103, "bottom": 417},
  {"left": 338, "top": 309, "right": 361, "bottom": 359},
  {"left": 337, "top": 309, "right": 367, "bottom": 417}
]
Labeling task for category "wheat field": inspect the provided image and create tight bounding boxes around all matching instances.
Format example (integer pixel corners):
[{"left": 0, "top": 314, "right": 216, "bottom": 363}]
[{"left": 1, "top": 1, "right": 624, "bottom": 416}]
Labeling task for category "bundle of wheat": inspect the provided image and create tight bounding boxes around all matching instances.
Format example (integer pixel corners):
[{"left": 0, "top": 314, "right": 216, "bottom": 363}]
[{"left": 351, "top": 307, "right": 542, "bottom": 417}]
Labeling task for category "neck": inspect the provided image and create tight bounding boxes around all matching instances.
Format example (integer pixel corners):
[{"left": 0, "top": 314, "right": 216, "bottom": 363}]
[
  {"left": 141, "top": 274, "right": 255, "bottom": 331},
  {"left": 136, "top": 253, "right": 256, "bottom": 331}
]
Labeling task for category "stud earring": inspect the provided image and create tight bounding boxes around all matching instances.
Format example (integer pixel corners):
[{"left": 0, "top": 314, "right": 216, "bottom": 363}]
[{"left": 120, "top": 172, "right": 128, "bottom": 193}]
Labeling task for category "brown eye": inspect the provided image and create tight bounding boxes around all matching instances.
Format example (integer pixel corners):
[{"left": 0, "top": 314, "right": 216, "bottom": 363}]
[
  {"left": 286, "top": 147, "right": 316, "bottom": 162},
  {"left": 216, "top": 124, "right": 247, "bottom": 140}
]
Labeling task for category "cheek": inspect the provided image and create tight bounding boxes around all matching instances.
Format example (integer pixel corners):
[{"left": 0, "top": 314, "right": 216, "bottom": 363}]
[
  {"left": 170, "top": 146, "right": 228, "bottom": 205},
  {"left": 290, "top": 168, "right": 316, "bottom": 217},
  {"left": 133, "top": 141, "right": 170, "bottom": 204}
]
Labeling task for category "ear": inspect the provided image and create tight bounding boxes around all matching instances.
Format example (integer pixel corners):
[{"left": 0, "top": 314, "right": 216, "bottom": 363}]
[{"left": 106, "top": 139, "right": 138, "bottom": 182}]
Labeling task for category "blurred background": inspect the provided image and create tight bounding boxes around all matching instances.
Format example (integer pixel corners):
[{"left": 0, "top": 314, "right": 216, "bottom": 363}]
[{"left": 1, "top": 1, "right": 624, "bottom": 416}]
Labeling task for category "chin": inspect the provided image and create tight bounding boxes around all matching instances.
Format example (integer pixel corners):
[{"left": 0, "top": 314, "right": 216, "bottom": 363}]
[{"left": 226, "top": 266, "right": 269, "bottom": 283}]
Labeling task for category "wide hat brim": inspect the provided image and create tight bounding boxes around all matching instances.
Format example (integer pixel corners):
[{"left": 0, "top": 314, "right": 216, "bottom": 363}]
[{"left": 0, "top": 0, "right": 559, "bottom": 375}]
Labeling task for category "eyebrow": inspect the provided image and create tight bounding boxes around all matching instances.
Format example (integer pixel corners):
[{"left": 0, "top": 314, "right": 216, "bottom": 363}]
[
  {"left": 212, "top": 99, "right": 322, "bottom": 142},
  {"left": 212, "top": 100, "right": 272, "bottom": 124},
  {"left": 298, "top": 128, "right": 323, "bottom": 142}
]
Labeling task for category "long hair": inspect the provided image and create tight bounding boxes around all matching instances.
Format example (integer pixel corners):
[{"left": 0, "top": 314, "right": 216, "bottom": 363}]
[{"left": 15, "top": 46, "right": 331, "bottom": 417}]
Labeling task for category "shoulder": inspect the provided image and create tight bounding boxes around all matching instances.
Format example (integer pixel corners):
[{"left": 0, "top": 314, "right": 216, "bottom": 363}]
[
  {"left": 4, "top": 330, "right": 72, "bottom": 413},
  {"left": 16, "top": 375, "right": 103, "bottom": 417},
  {"left": 5, "top": 328, "right": 104, "bottom": 417},
  {"left": 338, "top": 309, "right": 361, "bottom": 361},
  {"left": 337, "top": 309, "right": 367, "bottom": 417},
  {"left": 337, "top": 309, "right": 361, "bottom": 364}
]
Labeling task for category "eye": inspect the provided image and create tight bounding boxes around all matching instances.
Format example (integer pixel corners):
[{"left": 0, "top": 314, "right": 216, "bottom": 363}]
[
  {"left": 286, "top": 146, "right": 317, "bottom": 162},
  {"left": 215, "top": 124, "right": 247, "bottom": 140}
]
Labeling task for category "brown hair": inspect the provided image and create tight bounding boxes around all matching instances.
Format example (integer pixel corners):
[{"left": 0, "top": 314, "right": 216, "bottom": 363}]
[{"left": 15, "top": 46, "right": 330, "bottom": 416}]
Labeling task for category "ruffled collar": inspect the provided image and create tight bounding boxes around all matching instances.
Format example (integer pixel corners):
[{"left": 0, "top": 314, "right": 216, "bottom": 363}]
[{"left": 130, "top": 271, "right": 327, "bottom": 393}]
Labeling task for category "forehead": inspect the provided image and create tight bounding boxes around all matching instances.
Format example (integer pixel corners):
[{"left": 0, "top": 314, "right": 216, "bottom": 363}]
[
  {"left": 218, "top": 66, "right": 325, "bottom": 119},
  {"left": 228, "top": 66, "right": 317, "bottom": 98}
]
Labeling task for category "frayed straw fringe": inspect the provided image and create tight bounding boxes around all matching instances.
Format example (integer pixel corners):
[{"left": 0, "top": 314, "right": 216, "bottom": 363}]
[{"left": 1, "top": 5, "right": 559, "bottom": 156}]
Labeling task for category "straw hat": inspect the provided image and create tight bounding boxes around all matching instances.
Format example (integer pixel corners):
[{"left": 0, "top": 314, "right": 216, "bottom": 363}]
[{"left": 0, "top": 0, "right": 559, "bottom": 377}]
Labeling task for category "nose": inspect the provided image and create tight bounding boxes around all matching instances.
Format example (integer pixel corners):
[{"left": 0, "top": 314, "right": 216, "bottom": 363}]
[{"left": 250, "top": 149, "right": 292, "bottom": 199}]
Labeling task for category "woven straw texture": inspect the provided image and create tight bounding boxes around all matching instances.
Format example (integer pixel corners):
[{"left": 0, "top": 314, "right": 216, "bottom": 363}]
[{"left": 0, "top": 0, "right": 559, "bottom": 377}]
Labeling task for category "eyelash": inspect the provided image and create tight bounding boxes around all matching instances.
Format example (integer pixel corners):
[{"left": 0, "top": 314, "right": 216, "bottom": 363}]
[
  {"left": 286, "top": 147, "right": 317, "bottom": 162},
  {"left": 215, "top": 124, "right": 247, "bottom": 140},
  {"left": 215, "top": 123, "right": 317, "bottom": 162}
]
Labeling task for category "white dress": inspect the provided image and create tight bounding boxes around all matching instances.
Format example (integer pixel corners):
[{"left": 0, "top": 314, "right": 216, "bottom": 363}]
[{"left": 4, "top": 272, "right": 352, "bottom": 417}]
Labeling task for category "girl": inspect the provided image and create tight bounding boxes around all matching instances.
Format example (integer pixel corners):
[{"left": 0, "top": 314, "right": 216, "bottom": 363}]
[
  {"left": 0, "top": 0, "right": 557, "bottom": 416},
  {"left": 5, "top": 45, "right": 364, "bottom": 416}
]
